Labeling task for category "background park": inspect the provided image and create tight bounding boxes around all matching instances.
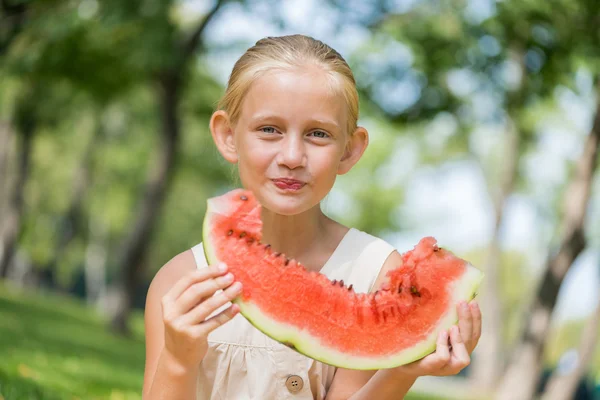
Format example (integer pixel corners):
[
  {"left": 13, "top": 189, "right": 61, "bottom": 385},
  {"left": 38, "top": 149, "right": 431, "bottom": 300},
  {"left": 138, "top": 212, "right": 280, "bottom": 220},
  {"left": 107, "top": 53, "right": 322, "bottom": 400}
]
[{"left": 0, "top": 0, "right": 599, "bottom": 399}]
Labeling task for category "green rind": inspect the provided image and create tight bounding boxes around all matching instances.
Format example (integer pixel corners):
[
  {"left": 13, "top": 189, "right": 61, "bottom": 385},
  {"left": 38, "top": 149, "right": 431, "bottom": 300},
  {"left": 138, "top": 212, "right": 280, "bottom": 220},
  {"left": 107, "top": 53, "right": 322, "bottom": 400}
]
[
  {"left": 202, "top": 200, "right": 484, "bottom": 370},
  {"left": 202, "top": 198, "right": 218, "bottom": 268}
]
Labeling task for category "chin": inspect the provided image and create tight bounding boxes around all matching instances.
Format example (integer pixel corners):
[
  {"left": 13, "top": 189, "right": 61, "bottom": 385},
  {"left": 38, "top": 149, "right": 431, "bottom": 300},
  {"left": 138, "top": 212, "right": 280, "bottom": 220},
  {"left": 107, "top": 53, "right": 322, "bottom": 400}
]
[
  {"left": 264, "top": 198, "right": 312, "bottom": 216},
  {"left": 256, "top": 189, "right": 316, "bottom": 216}
]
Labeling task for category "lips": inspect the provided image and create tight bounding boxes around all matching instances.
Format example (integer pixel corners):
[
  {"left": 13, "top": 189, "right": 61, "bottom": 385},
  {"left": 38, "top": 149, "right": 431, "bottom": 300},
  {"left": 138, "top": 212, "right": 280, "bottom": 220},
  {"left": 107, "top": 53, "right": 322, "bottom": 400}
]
[{"left": 272, "top": 178, "right": 306, "bottom": 191}]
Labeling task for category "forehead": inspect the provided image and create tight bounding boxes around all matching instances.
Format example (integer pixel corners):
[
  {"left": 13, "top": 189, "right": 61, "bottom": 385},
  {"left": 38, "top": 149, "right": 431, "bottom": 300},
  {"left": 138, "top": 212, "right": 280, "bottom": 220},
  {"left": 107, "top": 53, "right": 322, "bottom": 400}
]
[{"left": 239, "top": 67, "right": 347, "bottom": 126}]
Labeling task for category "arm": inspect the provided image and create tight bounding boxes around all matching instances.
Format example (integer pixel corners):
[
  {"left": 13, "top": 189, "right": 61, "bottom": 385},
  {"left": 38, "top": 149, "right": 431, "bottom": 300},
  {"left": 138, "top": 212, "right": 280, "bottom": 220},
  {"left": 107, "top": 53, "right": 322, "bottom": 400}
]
[
  {"left": 142, "top": 251, "right": 241, "bottom": 399},
  {"left": 325, "top": 368, "right": 416, "bottom": 400},
  {"left": 143, "top": 251, "right": 200, "bottom": 399},
  {"left": 325, "top": 251, "right": 482, "bottom": 400}
]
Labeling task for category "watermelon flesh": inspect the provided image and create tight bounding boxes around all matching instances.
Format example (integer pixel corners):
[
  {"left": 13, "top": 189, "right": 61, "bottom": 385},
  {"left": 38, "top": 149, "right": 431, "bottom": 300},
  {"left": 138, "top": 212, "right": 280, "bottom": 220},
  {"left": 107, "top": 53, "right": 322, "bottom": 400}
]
[{"left": 203, "top": 189, "right": 484, "bottom": 370}]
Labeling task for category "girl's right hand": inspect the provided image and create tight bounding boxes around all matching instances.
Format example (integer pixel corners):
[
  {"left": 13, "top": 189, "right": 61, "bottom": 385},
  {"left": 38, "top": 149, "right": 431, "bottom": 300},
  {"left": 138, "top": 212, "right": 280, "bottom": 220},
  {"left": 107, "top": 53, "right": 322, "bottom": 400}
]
[{"left": 160, "top": 262, "right": 242, "bottom": 369}]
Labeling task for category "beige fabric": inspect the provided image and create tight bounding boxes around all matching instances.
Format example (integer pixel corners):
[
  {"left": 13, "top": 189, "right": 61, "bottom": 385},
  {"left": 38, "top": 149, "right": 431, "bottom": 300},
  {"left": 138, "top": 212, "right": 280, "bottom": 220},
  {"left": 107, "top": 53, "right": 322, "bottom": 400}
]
[{"left": 191, "top": 228, "right": 396, "bottom": 400}]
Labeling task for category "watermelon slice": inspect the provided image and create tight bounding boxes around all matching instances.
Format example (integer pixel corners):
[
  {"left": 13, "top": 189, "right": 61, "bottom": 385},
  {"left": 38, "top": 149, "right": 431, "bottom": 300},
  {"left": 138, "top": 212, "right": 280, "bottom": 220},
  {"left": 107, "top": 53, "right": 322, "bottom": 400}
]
[{"left": 203, "top": 189, "right": 483, "bottom": 370}]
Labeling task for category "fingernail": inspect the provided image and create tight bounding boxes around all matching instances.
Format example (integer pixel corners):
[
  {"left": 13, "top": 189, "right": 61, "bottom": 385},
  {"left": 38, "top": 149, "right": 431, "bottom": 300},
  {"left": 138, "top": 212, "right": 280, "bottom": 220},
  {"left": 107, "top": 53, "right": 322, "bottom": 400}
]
[
  {"left": 223, "top": 273, "right": 233, "bottom": 282},
  {"left": 232, "top": 282, "right": 242, "bottom": 291},
  {"left": 218, "top": 263, "right": 227, "bottom": 272},
  {"left": 461, "top": 302, "right": 468, "bottom": 310}
]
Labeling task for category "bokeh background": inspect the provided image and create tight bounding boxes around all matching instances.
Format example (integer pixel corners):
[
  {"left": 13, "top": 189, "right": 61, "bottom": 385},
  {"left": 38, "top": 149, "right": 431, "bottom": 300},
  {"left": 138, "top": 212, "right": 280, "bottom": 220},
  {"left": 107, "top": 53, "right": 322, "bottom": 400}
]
[{"left": 1, "top": 0, "right": 599, "bottom": 399}]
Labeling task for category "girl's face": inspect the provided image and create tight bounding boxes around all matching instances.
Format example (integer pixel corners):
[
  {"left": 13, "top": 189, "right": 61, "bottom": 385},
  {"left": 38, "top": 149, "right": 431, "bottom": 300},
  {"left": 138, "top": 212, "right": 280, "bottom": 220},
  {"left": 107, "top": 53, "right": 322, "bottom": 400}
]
[{"left": 211, "top": 67, "right": 367, "bottom": 216}]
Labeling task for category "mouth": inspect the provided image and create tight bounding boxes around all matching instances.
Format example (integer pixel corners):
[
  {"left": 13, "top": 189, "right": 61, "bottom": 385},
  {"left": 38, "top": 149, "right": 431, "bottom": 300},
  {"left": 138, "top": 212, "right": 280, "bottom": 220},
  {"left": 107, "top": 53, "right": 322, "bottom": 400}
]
[{"left": 272, "top": 178, "right": 306, "bottom": 191}]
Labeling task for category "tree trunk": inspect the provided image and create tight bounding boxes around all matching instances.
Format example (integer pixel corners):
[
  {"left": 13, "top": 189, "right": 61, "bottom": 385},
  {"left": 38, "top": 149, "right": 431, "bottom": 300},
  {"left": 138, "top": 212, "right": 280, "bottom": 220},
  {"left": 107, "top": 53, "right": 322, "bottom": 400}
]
[
  {"left": 0, "top": 0, "right": 27, "bottom": 55},
  {"left": 0, "top": 122, "right": 14, "bottom": 219},
  {"left": 0, "top": 117, "right": 34, "bottom": 278},
  {"left": 108, "top": 0, "right": 227, "bottom": 334},
  {"left": 541, "top": 298, "right": 600, "bottom": 400},
  {"left": 494, "top": 93, "right": 600, "bottom": 400},
  {"left": 84, "top": 215, "right": 109, "bottom": 311},
  {"left": 0, "top": 1, "right": 28, "bottom": 277},
  {"left": 471, "top": 117, "right": 520, "bottom": 390},
  {"left": 109, "top": 74, "right": 181, "bottom": 334},
  {"left": 45, "top": 122, "right": 101, "bottom": 290}
]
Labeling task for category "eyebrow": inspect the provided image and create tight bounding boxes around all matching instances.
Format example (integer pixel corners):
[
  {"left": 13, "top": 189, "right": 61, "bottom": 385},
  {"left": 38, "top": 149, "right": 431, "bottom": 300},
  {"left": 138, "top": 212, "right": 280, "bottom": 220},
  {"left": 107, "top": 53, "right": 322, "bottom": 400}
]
[{"left": 250, "top": 114, "right": 340, "bottom": 131}]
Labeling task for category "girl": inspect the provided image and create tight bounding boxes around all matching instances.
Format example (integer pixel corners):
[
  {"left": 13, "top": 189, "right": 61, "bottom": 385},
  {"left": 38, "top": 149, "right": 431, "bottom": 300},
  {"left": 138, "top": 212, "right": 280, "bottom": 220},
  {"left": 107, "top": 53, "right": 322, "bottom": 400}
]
[{"left": 143, "top": 34, "right": 481, "bottom": 400}]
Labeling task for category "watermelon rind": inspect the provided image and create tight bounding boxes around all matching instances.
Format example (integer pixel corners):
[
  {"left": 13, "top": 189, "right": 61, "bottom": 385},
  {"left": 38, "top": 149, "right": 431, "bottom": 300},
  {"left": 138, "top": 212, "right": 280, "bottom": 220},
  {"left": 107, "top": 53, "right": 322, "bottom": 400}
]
[{"left": 202, "top": 197, "right": 484, "bottom": 370}]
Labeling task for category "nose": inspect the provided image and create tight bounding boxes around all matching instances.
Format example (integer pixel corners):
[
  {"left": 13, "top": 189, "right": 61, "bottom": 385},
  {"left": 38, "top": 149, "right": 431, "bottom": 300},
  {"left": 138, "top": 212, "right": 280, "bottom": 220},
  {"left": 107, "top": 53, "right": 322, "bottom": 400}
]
[{"left": 277, "top": 134, "right": 306, "bottom": 169}]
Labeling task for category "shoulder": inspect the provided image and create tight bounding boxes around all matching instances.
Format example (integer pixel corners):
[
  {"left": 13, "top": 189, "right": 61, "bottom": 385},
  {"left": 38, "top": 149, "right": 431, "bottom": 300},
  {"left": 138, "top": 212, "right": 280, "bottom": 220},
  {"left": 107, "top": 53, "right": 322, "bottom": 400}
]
[
  {"left": 146, "top": 249, "right": 198, "bottom": 308},
  {"left": 371, "top": 249, "right": 402, "bottom": 292},
  {"left": 351, "top": 228, "right": 397, "bottom": 265}
]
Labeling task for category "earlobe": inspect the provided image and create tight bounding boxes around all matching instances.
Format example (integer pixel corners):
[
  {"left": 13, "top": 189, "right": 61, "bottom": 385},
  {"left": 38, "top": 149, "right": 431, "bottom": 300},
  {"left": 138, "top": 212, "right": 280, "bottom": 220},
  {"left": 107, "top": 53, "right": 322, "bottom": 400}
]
[
  {"left": 338, "top": 126, "right": 368, "bottom": 175},
  {"left": 210, "top": 110, "right": 238, "bottom": 164}
]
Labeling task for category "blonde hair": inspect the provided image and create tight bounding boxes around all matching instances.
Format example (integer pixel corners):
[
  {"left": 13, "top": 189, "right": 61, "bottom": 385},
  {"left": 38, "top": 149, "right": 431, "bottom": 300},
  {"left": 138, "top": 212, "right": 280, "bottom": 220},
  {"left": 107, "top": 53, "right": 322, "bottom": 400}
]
[{"left": 217, "top": 34, "right": 359, "bottom": 136}]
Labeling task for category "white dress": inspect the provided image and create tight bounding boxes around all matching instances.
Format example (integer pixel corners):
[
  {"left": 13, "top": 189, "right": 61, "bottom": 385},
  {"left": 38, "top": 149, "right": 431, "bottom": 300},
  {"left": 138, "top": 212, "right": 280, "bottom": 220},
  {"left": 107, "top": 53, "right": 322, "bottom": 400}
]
[{"left": 191, "top": 228, "right": 396, "bottom": 400}]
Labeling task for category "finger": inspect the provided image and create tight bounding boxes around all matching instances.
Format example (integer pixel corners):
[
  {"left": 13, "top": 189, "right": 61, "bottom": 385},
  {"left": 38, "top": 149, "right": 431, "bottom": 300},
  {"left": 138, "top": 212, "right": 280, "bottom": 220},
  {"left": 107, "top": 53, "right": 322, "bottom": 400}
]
[
  {"left": 457, "top": 301, "right": 473, "bottom": 350},
  {"left": 470, "top": 301, "right": 482, "bottom": 347},
  {"left": 449, "top": 325, "right": 470, "bottom": 369},
  {"left": 175, "top": 272, "right": 235, "bottom": 315},
  {"left": 196, "top": 303, "right": 240, "bottom": 335},
  {"left": 185, "top": 281, "right": 243, "bottom": 324},
  {"left": 433, "top": 330, "right": 451, "bottom": 369},
  {"left": 164, "top": 263, "right": 228, "bottom": 303}
]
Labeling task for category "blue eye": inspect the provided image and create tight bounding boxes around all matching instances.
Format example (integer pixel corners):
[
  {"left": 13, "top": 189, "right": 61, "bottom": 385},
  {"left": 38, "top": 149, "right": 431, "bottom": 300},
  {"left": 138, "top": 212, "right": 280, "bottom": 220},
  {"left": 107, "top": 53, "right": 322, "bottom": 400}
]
[
  {"left": 310, "top": 130, "right": 329, "bottom": 138},
  {"left": 261, "top": 127, "right": 276, "bottom": 134}
]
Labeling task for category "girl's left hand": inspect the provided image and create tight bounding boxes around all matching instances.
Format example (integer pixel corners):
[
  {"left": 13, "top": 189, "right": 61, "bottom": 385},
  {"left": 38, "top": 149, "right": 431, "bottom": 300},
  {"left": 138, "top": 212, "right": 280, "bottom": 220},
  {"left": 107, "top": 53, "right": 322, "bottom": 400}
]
[{"left": 395, "top": 300, "right": 482, "bottom": 377}]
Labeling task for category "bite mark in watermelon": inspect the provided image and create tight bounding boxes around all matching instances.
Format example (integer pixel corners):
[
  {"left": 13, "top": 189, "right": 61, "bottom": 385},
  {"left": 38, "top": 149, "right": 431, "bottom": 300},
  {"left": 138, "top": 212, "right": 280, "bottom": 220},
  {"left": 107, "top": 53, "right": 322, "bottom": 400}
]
[{"left": 203, "top": 189, "right": 484, "bottom": 370}]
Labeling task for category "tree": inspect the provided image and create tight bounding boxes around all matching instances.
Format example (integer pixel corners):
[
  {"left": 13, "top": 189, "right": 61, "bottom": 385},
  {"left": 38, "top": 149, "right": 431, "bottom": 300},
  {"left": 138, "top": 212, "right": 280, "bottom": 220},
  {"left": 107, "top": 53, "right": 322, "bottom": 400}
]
[
  {"left": 541, "top": 296, "right": 600, "bottom": 400},
  {"left": 355, "top": 1, "right": 546, "bottom": 388},
  {"left": 495, "top": 98, "right": 599, "bottom": 397},
  {"left": 109, "top": 0, "right": 229, "bottom": 333},
  {"left": 0, "top": 83, "right": 42, "bottom": 278},
  {"left": 0, "top": 0, "right": 29, "bottom": 279}
]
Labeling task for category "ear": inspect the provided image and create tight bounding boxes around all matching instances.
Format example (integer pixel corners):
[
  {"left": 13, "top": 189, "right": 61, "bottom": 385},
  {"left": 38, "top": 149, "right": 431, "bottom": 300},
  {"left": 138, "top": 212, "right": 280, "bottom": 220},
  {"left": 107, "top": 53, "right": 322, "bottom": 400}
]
[
  {"left": 209, "top": 110, "right": 238, "bottom": 164},
  {"left": 338, "top": 126, "right": 368, "bottom": 175}
]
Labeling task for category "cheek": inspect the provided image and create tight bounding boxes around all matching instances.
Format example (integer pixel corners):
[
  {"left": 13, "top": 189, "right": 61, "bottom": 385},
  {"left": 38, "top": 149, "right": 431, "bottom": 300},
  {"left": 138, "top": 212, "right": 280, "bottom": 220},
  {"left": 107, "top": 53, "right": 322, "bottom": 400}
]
[
  {"left": 315, "top": 147, "right": 343, "bottom": 172},
  {"left": 236, "top": 137, "right": 274, "bottom": 181},
  {"left": 311, "top": 150, "right": 343, "bottom": 189}
]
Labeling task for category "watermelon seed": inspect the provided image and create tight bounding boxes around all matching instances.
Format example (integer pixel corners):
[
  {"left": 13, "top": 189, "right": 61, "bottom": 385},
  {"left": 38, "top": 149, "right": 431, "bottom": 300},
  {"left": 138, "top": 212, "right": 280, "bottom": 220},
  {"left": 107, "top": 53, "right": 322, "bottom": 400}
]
[
  {"left": 239, "top": 232, "right": 247, "bottom": 238},
  {"left": 398, "top": 286, "right": 402, "bottom": 294},
  {"left": 274, "top": 252, "right": 281, "bottom": 258},
  {"left": 410, "top": 286, "right": 422, "bottom": 297},
  {"left": 332, "top": 280, "right": 337, "bottom": 285},
  {"left": 348, "top": 284, "right": 353, "bottom": 291},
  {"left": 339, "top": 280, "right": 345, "bottom": 287},
  {"left": 227, "top": 230, "right": 233, "bottom": 236},
  {"left": 285, "top": 258, "right": 290, "bottom": 266},
  {"left": 264, "top": 244, "right": 271, "bottom": 250},
  {"left": 240, "top": 195, "right": 248, "bottom": 201},
  {"left": 247, "top": 238, "right": 254, "bottom": 244}
]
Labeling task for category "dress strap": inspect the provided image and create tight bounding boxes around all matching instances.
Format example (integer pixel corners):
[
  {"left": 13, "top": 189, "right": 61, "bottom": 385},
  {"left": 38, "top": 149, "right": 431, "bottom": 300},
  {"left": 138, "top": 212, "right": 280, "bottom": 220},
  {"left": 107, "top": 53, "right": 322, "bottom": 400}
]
[
  {"left": 320, "top": 228, "right": 396, "bottom": 293},
  {"left": 352, "top": 231, "right": 396, "bottom": 292},
  {"left": 191, "top": 242, "right": 208, "bottom": 269}
]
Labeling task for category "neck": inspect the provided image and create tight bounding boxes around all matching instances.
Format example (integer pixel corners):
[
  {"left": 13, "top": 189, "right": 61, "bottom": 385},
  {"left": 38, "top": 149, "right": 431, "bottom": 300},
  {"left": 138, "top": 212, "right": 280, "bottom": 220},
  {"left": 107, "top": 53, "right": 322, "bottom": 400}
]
[{"left": 260, "top": 204, "right": 329, "bottom": 260}]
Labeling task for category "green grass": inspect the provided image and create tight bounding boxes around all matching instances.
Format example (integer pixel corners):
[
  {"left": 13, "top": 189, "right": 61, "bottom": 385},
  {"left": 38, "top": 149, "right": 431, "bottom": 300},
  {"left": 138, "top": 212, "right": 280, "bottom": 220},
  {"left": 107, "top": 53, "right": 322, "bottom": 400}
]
[
  {"left": 0, "top": 282, "right": 145, "bottom": 400},
  {"left": 0, "top": 281, "right": 453, "bottom": 400}
]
